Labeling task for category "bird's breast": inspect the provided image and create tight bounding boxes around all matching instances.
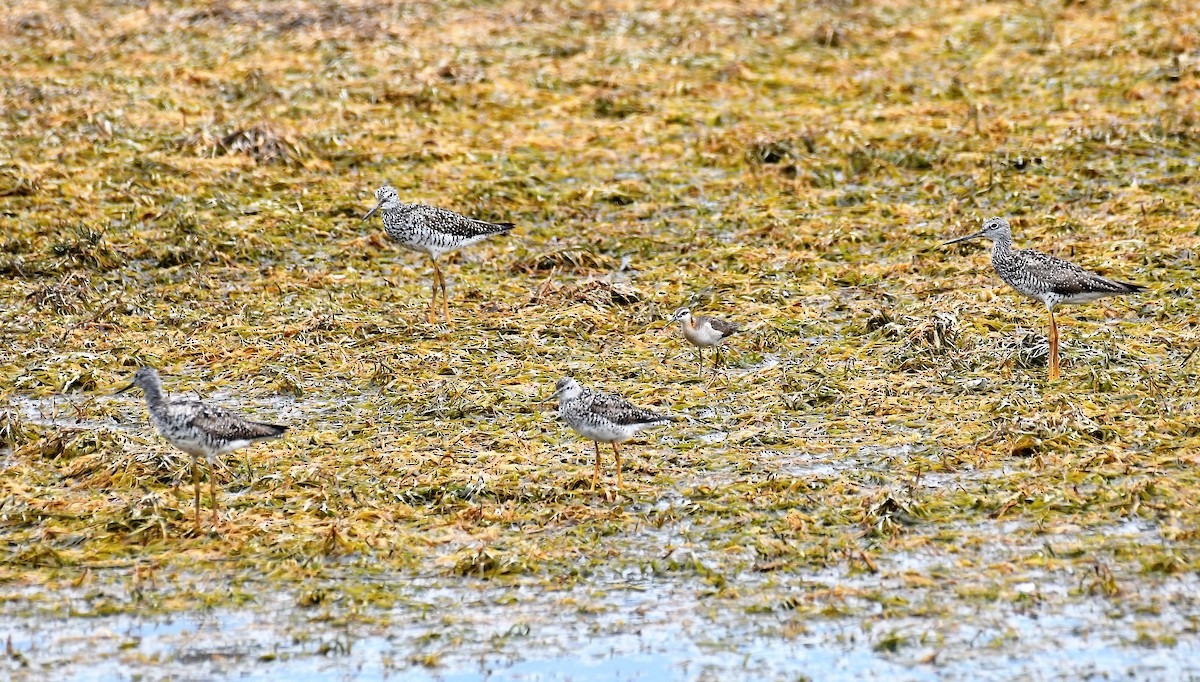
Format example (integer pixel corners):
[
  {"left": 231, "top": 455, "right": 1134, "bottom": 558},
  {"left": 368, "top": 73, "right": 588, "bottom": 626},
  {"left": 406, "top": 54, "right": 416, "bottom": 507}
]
[{"left": 383, "top": 224, "right": 430, "bottom": 249}]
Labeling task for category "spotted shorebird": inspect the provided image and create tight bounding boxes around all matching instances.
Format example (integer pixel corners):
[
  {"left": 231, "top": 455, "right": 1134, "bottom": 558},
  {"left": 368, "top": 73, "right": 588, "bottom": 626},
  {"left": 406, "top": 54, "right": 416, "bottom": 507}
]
[
  {"left": 117, "top": 367, "right": 288, "bottom": 531},
  {"left": 362, "top": 182, "right": 515, "bottom": 325},
  {"left": 944, "top": 216, "right": 1144, "bottom": 380},
  {"left": 668, "top": 307, "right": 740, "bottom": 374},
  {"left": 549, "top": 377, "right": 674, "bottom": 491}
]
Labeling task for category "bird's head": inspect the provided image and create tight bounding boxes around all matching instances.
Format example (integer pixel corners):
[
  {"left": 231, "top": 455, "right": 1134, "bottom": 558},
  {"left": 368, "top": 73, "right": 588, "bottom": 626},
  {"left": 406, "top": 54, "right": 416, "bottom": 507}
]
[
  {"left": 549, "top": 377, "right": 582, "bottom": 403},
  {"left": 362, "top": 183, "right": 402, "bottom": 221},
  {"left": 943, "top": 216, "right": 1012, "bottom": 247},
  {"left": 668, "top": 307, "right": 691, "bottom": 324},
  {"left": 116, "top": 366, "right": 161, "bottom": 395}
]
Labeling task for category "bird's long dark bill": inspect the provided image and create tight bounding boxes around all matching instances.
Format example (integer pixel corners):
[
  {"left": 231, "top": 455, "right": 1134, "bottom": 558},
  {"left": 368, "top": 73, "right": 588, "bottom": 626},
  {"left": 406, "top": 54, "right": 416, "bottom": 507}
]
[
  {"left": 114, "top": 380, "right": 137, "bottom": 395},
  {"left": 361, "top": 202, "right": 382, "bottom": 221},
  {"left": 943, "top": 230, "right": 985, "bottom": 246}
]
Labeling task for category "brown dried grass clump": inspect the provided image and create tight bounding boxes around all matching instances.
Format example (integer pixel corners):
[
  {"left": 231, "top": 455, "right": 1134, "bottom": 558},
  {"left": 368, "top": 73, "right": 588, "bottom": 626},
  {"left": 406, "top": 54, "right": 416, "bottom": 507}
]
[
  {"left": 510, "top": 247, "right": 618, "bottom": 275},
  {"left": 0, "top": 408, "right": 27, "bottom": 446},
  {"left": 746, "top": 136, "right": 815, "bottom": 165},
  {"left": 0, "top": 166, "right": 40, "bottom": 197},
  {"left": 528, "top": 278, "right": 643, "bottom": 308},
  {"left": 177, "top": 125, "right": 321, "bottom": 166},
  {"left": 25, "top": 272, "right": 94, "bottom": 315}
]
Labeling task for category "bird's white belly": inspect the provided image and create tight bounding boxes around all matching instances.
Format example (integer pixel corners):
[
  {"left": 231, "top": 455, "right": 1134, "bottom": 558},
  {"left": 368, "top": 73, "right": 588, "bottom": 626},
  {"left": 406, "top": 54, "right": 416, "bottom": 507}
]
[
  {"left": 1056, "top": 291, "right": 1113, "bottom": 305},
  {"left": 571, "top": 420, "right": 636, "bottom": 444},
  {"left": 1016, "top": 287, "right": 1108, "bottom": 309},
  {"left": 683, "top": 325, "right": 723, "bottom": 347},
  {"left": 394, "top": 234, "right": 437, "bottom": 256},
  {"left": 1017, "top": 290, "right": 1051, "bottom": 306},
  {"left": 163, "top": 434, "right": 211, "bottom": 460},
  {"left": 215, "top": 439, "right": 255, "bottom": 455}
]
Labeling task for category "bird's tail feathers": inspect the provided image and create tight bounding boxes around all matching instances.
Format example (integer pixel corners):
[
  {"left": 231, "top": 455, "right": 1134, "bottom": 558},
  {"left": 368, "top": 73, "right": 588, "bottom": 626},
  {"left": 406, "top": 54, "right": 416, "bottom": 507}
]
[
  {"left": 253, "top": 422, "right": 289, "bottom": 439},
  {"left": 475, "top": 219, "right": 516, "bottom": 232}
]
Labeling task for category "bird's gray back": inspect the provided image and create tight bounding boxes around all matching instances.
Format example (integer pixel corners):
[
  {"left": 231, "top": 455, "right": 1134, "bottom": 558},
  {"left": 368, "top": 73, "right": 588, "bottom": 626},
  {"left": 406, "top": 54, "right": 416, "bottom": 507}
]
[
  {"left": 151, "top": 398, "right": 287, "bottom": 459},
  {"left": 568, "top": 388, "right": 670, "bottom": 427},
  {"left": 995, "top": 248, "right": 1139, "bottom": 304},
  {"left": 381, "top": 204, "right": 514, "bottom": 257},
  {"left": 701, "top": 315, "right": 739, "bottom": 337}
]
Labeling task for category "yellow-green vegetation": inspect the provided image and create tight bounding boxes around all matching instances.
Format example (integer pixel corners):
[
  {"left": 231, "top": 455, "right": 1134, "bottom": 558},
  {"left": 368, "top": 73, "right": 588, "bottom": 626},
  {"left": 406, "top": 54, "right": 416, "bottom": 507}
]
[{"left": 2, "top": 0, "right": 1199, "bottom": 673}]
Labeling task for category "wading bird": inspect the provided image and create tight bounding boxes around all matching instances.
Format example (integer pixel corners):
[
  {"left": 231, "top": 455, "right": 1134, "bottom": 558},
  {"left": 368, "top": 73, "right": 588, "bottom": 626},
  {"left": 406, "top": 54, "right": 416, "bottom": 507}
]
[
  {"left": 549, "top": 377, "right": 674, "bottom": 492},
  {"left": 362, "top": 182, "right": 515, "bottom": 325},
  {"left": 118, "top": 367, "right": 288, "bottom": 531},
  {"left": 944, "top": 217, "right": 1144, "bottom": 380},
  {"left": 667, "top": 307, "right": 740, "bottom": 374}
]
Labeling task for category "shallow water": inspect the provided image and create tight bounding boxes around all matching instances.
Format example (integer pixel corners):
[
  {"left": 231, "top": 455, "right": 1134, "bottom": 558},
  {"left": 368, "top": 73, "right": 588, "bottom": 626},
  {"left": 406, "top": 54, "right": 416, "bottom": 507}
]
[
  {"left": 5, "top": 568, "right": 1200, "bottom": 682},
  {"left": 5, "top": 381, "right": 1200, "bottom": 681}
]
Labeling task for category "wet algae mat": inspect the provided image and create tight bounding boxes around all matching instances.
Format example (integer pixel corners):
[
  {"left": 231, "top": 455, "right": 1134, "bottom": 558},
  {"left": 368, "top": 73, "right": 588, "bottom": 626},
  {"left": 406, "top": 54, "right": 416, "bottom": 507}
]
[{"left": 2, "top": 0, "right": 1199, "bottom": 679}]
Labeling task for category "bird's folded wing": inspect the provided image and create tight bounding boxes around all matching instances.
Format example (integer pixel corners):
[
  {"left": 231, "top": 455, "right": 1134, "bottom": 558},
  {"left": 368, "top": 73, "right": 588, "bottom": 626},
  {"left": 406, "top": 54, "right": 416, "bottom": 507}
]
[
  {"left": 426, "top": 206, "right": 515, "bottom": 237},
  {"left": 589, "top": 391, "right": 671, "bottom": 425},
  {"left": 1018, "top": 249, "right": 1137, "bottom": 297},
  {"left": 708, "top": 317, "right": 740, "bottom": 336},
  {"left": 179, "top": 401, "right": 287, "bottom": 441}
]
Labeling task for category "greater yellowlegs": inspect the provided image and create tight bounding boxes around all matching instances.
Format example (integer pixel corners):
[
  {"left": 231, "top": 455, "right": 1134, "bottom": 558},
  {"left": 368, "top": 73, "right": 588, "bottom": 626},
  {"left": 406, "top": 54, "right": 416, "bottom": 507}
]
[
  {"left": 667, "top": 307, "right": 740, "bottom": 374},
  {"left": 549, "top": 377, "right": 674, "bottom": 491},
  {"left": 362, "top": 182, "right": 515, "bottom": 325},
  {"left": 117, "top": 367, "right": 288, "bottom": 531},
  {"left": 944, "top": 216, "right": 1144, "bottom": 380}
]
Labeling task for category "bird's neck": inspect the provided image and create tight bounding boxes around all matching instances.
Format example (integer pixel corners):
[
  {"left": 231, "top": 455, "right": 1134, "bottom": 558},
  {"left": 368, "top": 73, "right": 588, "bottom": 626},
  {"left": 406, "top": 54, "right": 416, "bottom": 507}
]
[
  {"left": 989, "top": 233, "right": 1014, "bottom": 259},
  {"left": 140, "top": 382, "right": 167, "bottom": 409}
]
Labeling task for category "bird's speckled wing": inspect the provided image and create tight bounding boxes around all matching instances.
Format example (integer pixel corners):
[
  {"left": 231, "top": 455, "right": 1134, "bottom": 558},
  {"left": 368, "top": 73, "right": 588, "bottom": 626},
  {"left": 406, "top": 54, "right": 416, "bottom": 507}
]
[
  {"left": 1015, "top": 249, "right": 1142, "bottom": 298},
  {"left": 413, "top": 205, "right": 516, "bottom": 238},
  {"left": 584, "top": 389, "right": 672, "bottom": 426},
  {"left": 164, "top": 399, "right": 288, "bottom": 442}
]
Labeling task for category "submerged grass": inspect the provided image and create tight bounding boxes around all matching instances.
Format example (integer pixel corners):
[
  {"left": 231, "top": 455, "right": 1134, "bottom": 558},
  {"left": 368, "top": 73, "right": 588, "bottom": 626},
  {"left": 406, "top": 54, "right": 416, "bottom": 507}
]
[{"left": 2, "top": 0, "right": 1200, "bottom": 672}]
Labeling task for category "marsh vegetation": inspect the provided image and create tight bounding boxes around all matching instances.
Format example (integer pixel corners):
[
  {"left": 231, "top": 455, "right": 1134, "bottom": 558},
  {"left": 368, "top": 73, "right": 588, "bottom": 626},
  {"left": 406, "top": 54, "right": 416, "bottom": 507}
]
[{"left": 2, "top": 0, "right": 1199, "bottom": 679}]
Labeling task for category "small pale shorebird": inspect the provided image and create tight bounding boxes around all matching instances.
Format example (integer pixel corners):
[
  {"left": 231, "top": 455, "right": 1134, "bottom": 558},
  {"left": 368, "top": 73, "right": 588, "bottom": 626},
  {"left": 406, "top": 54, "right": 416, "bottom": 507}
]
[
  {"left": 668, "top": 307, "right": 740, "bottom": 373},
  {"left": 549, "top": 377, "right": 674, "bottom": 492},
  {"left": 117, "top": 367, "right": 288, "bottom": 532},
  {"left": 362, "top": 182, "right": 515, "bottom": 325},
  {"left": 944, "top": 216, "right": 1144, "bottom": 380}
]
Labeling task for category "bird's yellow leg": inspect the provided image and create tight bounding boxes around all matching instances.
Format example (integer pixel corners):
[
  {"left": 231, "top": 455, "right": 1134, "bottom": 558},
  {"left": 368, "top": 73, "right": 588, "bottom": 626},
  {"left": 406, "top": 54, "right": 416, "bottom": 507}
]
[
  {"left": 612, "top": 442, "right": 622, "bottom": 490},
  {"left": 1048, "top": 307, "right": 1060, "bottom": 381},
  {"left": 427, "top": 258, "right": 440, "bottom": 324},
  {"left": 192, "top": 457, "right": 201, "bottom": 533},
  {"left": 209, "top": 459, "right": 220, "bottom": 528},
  {"left": 591, "top": 441, "right": 601, "bottom": 491},
  {"left": 437, "top": 263, "right": 450, "bottom": 324}
]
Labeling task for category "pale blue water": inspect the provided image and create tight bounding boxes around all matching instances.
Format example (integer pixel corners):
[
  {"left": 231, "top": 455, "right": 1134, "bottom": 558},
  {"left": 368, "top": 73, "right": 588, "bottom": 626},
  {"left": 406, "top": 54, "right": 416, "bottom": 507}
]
[{"left": 5, "top": 579, "right": 1200, "bottom": 682}]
